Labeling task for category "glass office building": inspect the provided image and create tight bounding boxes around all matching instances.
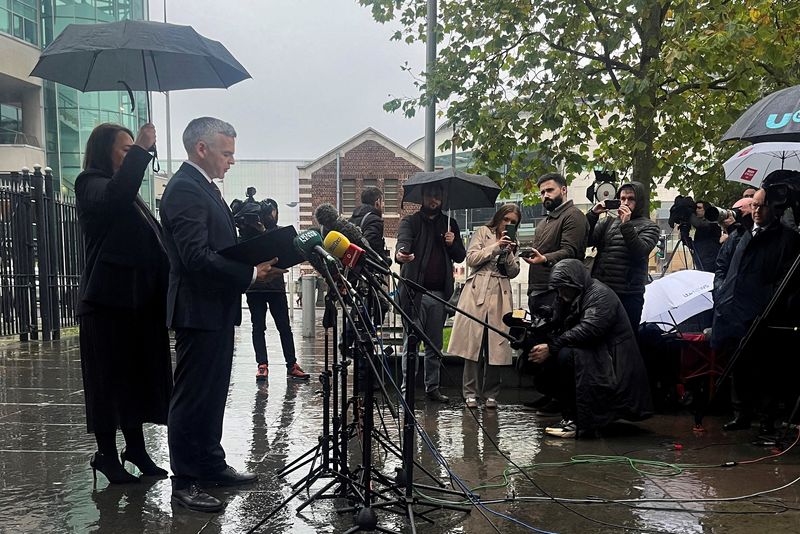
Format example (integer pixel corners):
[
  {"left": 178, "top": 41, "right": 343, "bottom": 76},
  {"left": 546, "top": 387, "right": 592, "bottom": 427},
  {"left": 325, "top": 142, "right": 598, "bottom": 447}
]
[
  {"left": 0, "top": 1, "right": 150, "bottom": 196},
  {"left": 40, "top": 0, "right": 150, "bottom": 197}
]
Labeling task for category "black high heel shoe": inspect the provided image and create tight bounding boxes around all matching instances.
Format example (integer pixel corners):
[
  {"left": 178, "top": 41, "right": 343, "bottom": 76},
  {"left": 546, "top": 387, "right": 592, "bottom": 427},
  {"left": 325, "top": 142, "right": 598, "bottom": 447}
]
[
  {"left": 90, "top": 452, "right": 139, "bottom": 487},
  {"left": 120, "top": 447, "right": 169, "bottom": 478}
]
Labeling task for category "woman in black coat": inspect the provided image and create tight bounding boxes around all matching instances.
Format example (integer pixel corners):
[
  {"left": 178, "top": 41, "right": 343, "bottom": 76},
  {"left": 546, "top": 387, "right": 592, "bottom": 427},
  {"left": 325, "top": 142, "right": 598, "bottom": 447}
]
[{"left": 75, "top": 123, "right": 172, "bottom": 484}]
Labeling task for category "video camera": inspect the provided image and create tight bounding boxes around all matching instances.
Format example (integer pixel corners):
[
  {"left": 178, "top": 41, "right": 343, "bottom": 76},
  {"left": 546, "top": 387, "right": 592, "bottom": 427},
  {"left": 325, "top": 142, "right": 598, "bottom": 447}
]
[
  {"left": 229, "top": 187, "right": 278, "bottom": 239},
  {"left": 503, "top": 289, "right": 562, "bottom": 375},
  {"left": 667, "top": 195, "right": 695, "bottom": 227},
  {"left": 763, "top": 169, "right": 800, "bottom": 216}
]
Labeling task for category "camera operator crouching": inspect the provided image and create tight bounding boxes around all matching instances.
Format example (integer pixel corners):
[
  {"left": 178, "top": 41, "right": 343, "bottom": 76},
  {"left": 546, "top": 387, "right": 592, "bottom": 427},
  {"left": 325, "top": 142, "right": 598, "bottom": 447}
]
[
  {"left": 587, "top": 181, "right": 659, "bottom": 330},
  {"left": 230, "top": 188, "right": 310, "bottom": 381},
  {"left": 526, "top": 259, "right": 653, "bottom": 439},
  {"left": 712, "top": 179, "right": 800, "bottom": 435}
]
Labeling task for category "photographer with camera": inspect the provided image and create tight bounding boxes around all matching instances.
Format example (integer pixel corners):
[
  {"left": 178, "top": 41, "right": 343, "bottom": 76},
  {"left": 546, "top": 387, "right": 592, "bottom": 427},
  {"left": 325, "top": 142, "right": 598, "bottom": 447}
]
[
  {"left": 690, "top": 201, "right": 722, "bottom": 273},
  {"left": 526, "top": 259, "right": 653, "bottom": 438},
  {"left": 232, "top": 189, "right": 310, "bottom": 381},
  {"left": 587, "top": 181, "right": 659, "bottom": 330},
  {"left": 713, "top": 184, "right": 800, "bottom": 434}
]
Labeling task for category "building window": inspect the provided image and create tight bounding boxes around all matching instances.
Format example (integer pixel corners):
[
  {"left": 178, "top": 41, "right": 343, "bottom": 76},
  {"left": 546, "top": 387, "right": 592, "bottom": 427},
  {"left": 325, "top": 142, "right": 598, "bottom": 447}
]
[
  {"left": 0, "top": 103, "right": 23, "bottom": 141},
  {"left": 384, "top": 178, "right": 399, "bottom": 213},
  {"left": 341, "top": 178, "right": 356, "bottom": 215},
  {"left": 0, "top": 0, "right": 39, "bottom": 46}
]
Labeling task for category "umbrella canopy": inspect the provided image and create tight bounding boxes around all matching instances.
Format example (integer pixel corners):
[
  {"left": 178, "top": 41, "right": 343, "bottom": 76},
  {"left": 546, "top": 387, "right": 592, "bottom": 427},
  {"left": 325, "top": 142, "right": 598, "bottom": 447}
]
[
  {"left": 721, "top": 85, "right": 800, "bottom": 143},
  {"left": 641, "top": 270, "right": 714, "bottom": 331},
  {"left": 30, "top": 20, "right": 250, "bottom": 93},
  {"left": 722, "top": 142, "right": 800, "bottom": 187},
  {"left": 402, "top": 167, "right": 501, "bottom": 210}
]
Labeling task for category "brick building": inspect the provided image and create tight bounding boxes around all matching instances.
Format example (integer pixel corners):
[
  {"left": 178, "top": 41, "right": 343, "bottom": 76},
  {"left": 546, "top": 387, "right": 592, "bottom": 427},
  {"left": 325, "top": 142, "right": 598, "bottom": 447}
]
[{"left": 298, "top": 128, "right": 424, "bottom": 238}]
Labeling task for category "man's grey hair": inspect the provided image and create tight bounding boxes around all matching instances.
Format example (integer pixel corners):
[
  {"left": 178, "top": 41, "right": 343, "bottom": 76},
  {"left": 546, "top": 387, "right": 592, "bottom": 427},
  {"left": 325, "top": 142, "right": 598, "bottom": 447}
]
[{"left": 182, "top": 117, "right": 236, "bottom": 154}]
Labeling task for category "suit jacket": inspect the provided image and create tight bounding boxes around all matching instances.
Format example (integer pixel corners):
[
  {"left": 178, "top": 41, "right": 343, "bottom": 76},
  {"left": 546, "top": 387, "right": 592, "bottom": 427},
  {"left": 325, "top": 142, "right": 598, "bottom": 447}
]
[
  {"left": 159, "top": 162, "right": 253, "bottom": 330},
  {"left": 75, "top": 146, "right": 168, "bottom": 315}
]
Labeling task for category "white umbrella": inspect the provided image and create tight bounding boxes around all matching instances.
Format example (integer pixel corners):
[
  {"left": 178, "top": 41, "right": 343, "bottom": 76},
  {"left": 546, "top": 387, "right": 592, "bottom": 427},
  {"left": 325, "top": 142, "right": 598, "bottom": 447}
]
[
  {"left": 723, "top": 142, "right": 800, "bottom": 187},
  {"left": 641, "top": 270, "right": 714, "bottom": 331}
]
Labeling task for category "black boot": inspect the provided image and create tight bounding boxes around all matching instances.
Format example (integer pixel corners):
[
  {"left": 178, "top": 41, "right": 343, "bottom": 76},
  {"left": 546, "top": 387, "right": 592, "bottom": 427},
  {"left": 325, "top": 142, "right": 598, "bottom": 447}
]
[
  {"left": 90, "top": 452, "right": 140, "bottom": 487},
  {"left": 120, "top": 447, "right": 169, "bottom": 478},
  {"left": 722, "top": 414, "right": 752, "bottom": 431}
]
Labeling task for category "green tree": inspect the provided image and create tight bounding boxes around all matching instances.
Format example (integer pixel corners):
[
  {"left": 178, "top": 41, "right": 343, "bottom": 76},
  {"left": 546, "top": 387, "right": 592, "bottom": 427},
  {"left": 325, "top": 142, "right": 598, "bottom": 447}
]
[{"left": 361, "top": 0, "right": 800, "bottom": 205}]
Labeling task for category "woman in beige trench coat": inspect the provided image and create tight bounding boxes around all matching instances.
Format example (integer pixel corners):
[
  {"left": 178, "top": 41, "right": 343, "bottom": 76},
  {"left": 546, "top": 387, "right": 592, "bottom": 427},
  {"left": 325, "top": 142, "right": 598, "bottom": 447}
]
[{"left": 448, "top": 204, "right": 521, "bottom": 409}]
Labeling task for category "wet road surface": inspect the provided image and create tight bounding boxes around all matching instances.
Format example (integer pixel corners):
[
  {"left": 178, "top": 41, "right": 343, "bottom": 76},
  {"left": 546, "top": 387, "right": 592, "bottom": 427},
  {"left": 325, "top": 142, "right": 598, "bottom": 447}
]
[{"left": 1, "top": 310, "right": 799, "bottom": 533}]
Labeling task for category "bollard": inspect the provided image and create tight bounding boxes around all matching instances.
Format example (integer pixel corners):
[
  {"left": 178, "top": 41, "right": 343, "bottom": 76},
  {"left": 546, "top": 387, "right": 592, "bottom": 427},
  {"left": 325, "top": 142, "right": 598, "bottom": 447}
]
[{"left": 301, "top": 274, "right": 316, "bottom": 338}]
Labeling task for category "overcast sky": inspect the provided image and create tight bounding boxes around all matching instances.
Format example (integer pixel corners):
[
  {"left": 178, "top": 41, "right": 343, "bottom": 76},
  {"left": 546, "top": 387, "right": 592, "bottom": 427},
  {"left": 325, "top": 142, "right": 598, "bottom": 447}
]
[{"left": 148, "top": 0, "right": 427, "bottom": 161}]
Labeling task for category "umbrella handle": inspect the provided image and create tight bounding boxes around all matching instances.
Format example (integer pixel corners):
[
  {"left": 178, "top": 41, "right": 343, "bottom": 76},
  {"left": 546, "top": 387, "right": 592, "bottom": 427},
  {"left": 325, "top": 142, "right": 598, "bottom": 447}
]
[{"left": 118, "top": 80, "right": 135, "bottom": 112}]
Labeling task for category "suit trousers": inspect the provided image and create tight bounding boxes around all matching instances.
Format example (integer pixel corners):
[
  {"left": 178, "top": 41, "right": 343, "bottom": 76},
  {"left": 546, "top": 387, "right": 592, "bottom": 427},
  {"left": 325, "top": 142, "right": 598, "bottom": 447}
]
[
  {"left": 246, "top": 291, "right": 296, "bottom": 368},
  {"left": 168, "top": 325, "right": 235, "bottom": 479}
]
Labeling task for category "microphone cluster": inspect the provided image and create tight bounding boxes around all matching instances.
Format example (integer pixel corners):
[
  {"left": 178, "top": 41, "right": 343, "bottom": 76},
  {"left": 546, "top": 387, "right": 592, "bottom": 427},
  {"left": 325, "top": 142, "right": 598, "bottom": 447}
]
[{"left": 291, "top": 204, "right": 392, "bottom": 277}]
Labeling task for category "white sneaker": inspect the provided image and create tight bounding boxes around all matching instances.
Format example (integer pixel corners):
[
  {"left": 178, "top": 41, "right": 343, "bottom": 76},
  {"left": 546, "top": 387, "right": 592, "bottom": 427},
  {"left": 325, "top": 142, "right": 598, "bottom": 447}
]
[
  {"left": 465, "top": 397, "right": 478, "bottom": 409},
  {"left": 485, "top": 398, "right": 497, "bottom": 409},
  {"left": 545, "top": 419, "right": 577, "bottom": 438}
]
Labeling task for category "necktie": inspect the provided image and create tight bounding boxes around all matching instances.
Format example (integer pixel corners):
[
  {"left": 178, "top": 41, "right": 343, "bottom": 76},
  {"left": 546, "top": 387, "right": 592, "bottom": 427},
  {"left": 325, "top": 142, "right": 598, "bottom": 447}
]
[{"left": 210, "top": 180, "right": 223, "bottom": 199}]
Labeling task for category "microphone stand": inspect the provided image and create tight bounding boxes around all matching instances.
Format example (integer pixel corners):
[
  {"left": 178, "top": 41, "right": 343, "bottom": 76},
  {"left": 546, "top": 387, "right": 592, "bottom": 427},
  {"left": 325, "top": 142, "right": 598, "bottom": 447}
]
[
  {"left": 258, "top": 260, "right": 368, "bottom": 532},
  {"left": 350, "top": 266, "right": 472, "bottom": 533}
]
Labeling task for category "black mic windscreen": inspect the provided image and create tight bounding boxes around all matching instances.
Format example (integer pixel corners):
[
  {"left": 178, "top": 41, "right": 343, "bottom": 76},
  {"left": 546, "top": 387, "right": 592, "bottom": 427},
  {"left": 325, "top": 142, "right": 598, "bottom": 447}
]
[
  {"left": 314, "top": 203, "right": 340, "bottom": 230},
  {"left": 330, "top": 217, "right": 364, "bottom": 244}
]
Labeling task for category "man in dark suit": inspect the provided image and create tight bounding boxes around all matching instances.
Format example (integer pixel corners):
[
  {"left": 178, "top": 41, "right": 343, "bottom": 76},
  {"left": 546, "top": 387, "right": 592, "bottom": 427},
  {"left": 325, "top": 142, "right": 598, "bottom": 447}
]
[{"left": 160, "top": 117, "right": 285, "bottom": 512}]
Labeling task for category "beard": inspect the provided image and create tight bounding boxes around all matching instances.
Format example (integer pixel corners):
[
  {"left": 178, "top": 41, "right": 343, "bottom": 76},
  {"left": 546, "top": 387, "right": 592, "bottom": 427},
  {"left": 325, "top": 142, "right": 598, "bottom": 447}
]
[
  {"left": 543, "top": 195, "right": 564, "bottom": 212},
  {"left": 421, "top": 204, "right": 441, "bottom": 217}
]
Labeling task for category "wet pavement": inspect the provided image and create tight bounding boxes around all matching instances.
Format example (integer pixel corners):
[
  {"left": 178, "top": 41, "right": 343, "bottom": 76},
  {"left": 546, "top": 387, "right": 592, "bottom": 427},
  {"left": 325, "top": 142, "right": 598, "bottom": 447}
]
[{"left": 1, "top": 309, "right": 799, "bottom": 533}]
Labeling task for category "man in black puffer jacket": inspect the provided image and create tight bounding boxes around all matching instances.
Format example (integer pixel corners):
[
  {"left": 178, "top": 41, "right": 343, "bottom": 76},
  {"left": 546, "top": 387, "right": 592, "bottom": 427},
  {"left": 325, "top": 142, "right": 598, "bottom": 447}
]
[{"left": 586, "top": 181, "right": 659, "bottom": 329}]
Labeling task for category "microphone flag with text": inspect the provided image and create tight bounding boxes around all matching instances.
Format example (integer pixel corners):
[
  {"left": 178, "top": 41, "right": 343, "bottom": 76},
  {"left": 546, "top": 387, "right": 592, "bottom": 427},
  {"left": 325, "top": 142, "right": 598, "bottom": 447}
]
[{"left": 293, "top": 228, "right": 339, "bottom": 274}]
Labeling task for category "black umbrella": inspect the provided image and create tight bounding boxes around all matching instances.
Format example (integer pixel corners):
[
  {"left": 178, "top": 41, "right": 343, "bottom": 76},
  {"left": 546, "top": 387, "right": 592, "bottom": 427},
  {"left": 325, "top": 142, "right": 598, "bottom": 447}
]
[
  {"left": 30, "top": 20, "right": 251, "bottom": 115},
  {"left": 721, "top": 84, "right": 800, "bottom": 143},
  {"left": 402, "top": 167, "right": 501, "bottom": 211}
]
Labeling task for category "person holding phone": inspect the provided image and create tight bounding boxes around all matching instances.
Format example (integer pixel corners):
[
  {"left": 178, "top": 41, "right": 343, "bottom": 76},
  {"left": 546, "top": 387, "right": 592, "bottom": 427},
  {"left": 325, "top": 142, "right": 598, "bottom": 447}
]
[
  {"left": 396, "top": 182, "right": 467, "bottom": 402},
  {"left": 586, "top": 181, "right": 659, "bottom": 329},
  {"left": 447, "top": 204, "right": 522, "bottom": 409}
]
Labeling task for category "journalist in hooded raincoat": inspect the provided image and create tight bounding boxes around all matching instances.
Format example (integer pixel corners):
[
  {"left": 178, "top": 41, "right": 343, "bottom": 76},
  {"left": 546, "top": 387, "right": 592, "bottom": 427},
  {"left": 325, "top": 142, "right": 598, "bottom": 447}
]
[{"left": 530, "top": 259, "right": 653, "bottom": 434}]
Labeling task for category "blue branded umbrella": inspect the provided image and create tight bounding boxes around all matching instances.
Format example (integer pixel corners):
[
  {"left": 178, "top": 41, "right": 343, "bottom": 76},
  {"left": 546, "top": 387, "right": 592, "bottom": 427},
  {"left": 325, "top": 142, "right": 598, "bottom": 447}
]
[{"left": 721, "top": 84, "right": 800, "bottom": 143}]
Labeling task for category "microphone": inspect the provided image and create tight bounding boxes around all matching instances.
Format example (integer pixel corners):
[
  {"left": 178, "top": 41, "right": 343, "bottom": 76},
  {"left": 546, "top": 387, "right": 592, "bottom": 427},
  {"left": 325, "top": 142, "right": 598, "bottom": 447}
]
[
  {"left": 324, "top": 231, "right": 365, "bottom": 270},
  {"left": 314, "top": 203, "right": 392, "bottom": 267},
  {"left": 323, "top": 230, "right": 390, "bottom": 275},
  {"left": 293, "top": 228, "right": 338, "bottom": 268}
]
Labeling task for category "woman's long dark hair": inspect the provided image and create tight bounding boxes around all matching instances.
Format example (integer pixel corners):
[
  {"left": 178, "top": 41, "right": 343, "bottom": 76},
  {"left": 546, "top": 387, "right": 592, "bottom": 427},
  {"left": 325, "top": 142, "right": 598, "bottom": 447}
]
[
  {"left": 82, "top": 123, "right": 134, "bottom": 175},
  {"left": 486, "top": 203, "right": 522, "bottom": 231}
]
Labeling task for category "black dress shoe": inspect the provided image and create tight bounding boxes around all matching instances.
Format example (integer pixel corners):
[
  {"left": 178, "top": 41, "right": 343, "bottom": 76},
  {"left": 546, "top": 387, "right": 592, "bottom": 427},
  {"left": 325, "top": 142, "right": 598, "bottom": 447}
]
[
  {"left": 198, "top": 466, "right": 258, "bottom": 487},
  {"left": 722, "top": 417, "right": 752, "bottom": 431},
  {"left": 172, "top": 482, "right": 223, "bottom": 513},
  {"left": 425, "top": 389, "right": 449, "bottom": 403}
]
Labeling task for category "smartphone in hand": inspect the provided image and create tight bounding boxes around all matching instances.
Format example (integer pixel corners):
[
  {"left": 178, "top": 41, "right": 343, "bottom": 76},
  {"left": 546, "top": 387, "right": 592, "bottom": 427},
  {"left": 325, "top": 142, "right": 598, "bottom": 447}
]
[
  {"left": 504, "top": 223, "right": 517, "bottom": 241},
  {"left": 604, "top": 199, "right": 621, "bottom": 209}
]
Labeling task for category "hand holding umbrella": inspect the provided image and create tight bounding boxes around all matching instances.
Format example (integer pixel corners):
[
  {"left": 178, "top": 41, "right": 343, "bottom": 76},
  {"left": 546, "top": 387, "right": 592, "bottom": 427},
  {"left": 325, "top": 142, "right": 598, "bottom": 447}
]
[{"left": 133, "top": 123, "right": 157, "bottom": 152}]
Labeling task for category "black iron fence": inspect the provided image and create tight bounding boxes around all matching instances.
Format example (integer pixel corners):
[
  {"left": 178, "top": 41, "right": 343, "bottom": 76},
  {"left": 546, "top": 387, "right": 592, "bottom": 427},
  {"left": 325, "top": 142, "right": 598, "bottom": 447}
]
[{"left": 0, "top": 165, "right": 83, "bottom": 341}]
